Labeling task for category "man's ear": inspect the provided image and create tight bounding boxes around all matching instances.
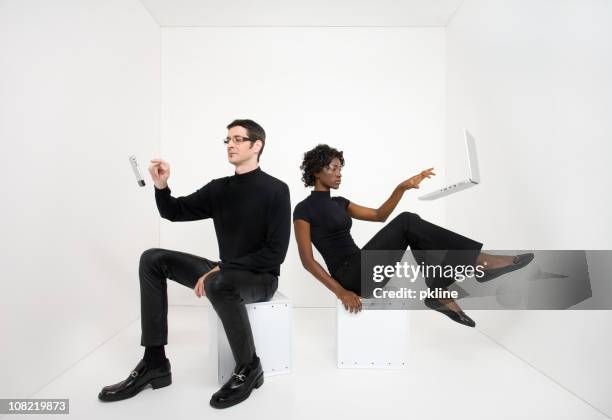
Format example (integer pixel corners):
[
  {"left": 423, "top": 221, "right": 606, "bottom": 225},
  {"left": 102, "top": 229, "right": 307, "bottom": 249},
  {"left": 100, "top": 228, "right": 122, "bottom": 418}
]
[{"left": 252, "top": 139, "right": 263, "bottom": 153}]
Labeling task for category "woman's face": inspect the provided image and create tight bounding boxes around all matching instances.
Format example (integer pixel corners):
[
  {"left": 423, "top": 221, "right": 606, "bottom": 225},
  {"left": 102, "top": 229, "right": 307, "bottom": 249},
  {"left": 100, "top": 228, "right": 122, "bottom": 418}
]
[{"left": 315, "top": 157, "right": 342, "bottom": 189}]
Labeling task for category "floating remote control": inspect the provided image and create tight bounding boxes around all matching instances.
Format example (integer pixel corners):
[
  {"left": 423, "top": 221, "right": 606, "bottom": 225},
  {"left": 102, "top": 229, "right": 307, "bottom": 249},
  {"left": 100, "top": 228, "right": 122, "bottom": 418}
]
[{"left": 129, "top": 155, "right": 146, "bottom": 187}]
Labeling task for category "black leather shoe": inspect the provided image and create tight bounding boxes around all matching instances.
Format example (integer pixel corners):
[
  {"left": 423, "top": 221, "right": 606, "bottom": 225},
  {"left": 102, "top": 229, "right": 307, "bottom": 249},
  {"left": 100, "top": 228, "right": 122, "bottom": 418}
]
[
  {"left": 477, "top": 253, "right": 535, "bottom": 283},
  {"left": 424, "top": 297, "right": 476, "bottom": 327},
  {"left": 98, "top": 358, "right": 172, "bottom": 402},
  {"left": 210, "top": 357, "right": 264, "bottom": 409}
]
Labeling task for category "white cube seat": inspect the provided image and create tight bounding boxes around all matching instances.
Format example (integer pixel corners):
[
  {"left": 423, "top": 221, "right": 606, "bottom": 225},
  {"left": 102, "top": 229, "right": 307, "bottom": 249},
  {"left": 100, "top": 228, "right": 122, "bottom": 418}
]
[
  {"left": 208, "top": 291, "right": 292, "bottom": 384},
  {"left": 336, "top": 298, "right": 410, "bottom": 368}
]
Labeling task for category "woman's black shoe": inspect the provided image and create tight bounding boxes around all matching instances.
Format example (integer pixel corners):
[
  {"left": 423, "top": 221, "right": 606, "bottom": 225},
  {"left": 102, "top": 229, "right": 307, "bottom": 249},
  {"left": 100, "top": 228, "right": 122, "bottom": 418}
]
[
  {"left": 98, "top": 358, "right": 171, "bottom": 402},
  {"left": 424, "top": 297, "right": 476, "bottom": 328},
  {"left": 210, "top": 357, "right": 264, "bottom": 409},
  {"left": 477, "top": 253, "right": 535, "bottom": 283}
]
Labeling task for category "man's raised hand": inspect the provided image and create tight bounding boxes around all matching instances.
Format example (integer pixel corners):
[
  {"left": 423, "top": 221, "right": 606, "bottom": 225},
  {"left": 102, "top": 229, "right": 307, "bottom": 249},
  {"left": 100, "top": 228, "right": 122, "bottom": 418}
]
[{"left": 148, "top": 159, "right": 171, "bottom": 189}]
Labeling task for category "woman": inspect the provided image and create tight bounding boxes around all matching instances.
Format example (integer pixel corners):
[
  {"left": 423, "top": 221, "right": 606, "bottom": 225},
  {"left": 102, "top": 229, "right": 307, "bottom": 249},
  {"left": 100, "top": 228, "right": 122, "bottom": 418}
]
[{"left": 293, "top": 144, "right": 534, "bottom": 327}]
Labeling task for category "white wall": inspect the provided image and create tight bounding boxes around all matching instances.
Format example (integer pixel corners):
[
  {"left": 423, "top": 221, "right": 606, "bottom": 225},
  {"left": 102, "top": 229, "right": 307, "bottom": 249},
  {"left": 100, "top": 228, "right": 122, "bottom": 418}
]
[
  {"left": 0, "top": 0, "right": 160, "bottom": 398},
  {"left": 160, "top": 27, "right": 448, "bottom": 308},
  {"left": 5, "top": 0, "right": 607, "bottom": 408},
  {"left": 140, "top": 0, "right": 463, "bottom": 26},
  {"left": 445, "top": 0, "right": 612, "bottom": 415}
]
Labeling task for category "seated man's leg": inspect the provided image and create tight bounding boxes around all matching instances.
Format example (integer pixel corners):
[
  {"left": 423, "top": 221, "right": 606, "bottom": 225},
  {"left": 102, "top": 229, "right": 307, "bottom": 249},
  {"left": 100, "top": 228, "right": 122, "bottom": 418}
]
[
  {"left": 98, "top": 247, "right": 217, "bottom": 402},
  {"left": 139, "top": 247, "right": 217, "bottom": 347},
  {"left": 204, "top": 269, "right": 278, "bottom": 408},
  {"left": 205, "top": 269, "right": 277, "bottom": 365}
]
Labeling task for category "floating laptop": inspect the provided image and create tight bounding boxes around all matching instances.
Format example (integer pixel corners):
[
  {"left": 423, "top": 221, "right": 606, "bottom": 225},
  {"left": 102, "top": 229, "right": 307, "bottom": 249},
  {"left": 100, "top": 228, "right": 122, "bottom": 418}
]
[{"left": 418, "top": 129, "right": 480, "bottom": 201}]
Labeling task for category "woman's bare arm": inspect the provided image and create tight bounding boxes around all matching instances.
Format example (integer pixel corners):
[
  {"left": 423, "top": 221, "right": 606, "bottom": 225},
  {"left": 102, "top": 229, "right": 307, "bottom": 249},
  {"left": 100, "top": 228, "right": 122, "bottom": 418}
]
[
  {"left": 293, "top": 219, "right": 362, "bottom": 312},
  {"left": 346, "top": 167, "right": 436, "bottom": 222}
]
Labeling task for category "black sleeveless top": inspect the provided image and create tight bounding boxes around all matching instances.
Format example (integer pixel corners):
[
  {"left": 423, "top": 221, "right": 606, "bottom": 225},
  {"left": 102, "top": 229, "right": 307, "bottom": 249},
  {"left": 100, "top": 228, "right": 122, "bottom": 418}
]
[{"left": 293, "top": 190, "right": 361, "bottom": 276}]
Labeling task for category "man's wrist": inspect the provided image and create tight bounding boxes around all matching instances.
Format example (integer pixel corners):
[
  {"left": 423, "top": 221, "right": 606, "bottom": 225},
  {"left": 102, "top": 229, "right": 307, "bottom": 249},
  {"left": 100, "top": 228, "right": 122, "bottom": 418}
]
[{"left": 154, "top": 182, "right": 168, "bottom": 190}]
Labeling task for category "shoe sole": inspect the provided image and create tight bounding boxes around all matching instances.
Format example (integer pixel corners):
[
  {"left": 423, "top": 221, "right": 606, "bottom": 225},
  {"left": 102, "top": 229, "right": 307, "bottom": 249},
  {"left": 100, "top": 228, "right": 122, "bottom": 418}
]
[
  {"left": 441, "top": 310, "right": 476, "bottom": 327},
  {"left": 424, "top": 298, "right": 476, "bottom": 328},
  {"left": 209, "top": 372, "right": 264, "bottom": 409},
  {"left": 98, "top": 373, "right": 172, "bottom": 402}
]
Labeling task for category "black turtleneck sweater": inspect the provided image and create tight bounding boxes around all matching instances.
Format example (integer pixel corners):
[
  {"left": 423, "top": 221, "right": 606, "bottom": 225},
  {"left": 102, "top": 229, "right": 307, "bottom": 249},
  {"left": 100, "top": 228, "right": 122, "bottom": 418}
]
[
  {"left": 154, "top": 167, "right": 290, "bottom": 276},
  {"left": 293, "top": 190, "right": 360, "bottom": 276}
]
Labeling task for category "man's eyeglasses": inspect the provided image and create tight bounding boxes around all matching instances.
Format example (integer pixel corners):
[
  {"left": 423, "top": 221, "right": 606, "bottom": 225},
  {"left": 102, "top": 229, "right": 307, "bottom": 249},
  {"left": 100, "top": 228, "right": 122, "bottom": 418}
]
[{"left": 223, "top": 136, "right": 252, "bottom": 145}]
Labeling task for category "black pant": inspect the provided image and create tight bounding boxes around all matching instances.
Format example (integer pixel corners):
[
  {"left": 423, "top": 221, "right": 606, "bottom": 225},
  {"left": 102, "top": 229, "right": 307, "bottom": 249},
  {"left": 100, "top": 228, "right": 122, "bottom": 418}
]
[
  {"left": 334, "top": 212, "right": 483, "bottom": 296},
  {"left": 139, "top": 248, "right": 278, "bottom": 366}
]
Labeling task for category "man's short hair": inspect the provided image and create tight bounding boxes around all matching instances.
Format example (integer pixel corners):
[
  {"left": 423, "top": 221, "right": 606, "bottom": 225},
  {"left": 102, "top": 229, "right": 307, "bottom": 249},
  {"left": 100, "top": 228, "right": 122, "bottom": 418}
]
[{"left": 227, "top": 119, "right": 266, "bottom": 162}]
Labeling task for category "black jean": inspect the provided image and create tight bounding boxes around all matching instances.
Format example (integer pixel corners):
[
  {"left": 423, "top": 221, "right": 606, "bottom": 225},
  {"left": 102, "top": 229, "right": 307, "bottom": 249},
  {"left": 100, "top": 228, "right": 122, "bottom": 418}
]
[
  {"left": 333, "top": 212, "right": 483, "bottom": 296},
  {"left": 139, "top": 248, "right": 278, "bottom": 366}
]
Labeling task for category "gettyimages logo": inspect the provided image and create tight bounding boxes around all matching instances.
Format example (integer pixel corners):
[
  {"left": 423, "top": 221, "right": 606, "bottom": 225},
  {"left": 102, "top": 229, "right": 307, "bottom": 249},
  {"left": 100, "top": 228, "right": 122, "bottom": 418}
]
[{"left": 371, "top": 260, "right": 486, "bottom": 283}]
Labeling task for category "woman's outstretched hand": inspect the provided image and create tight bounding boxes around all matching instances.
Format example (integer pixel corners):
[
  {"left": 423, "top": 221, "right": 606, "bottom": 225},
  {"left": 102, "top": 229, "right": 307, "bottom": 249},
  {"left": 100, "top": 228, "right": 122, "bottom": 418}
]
[
  {"left": 399, "top": 167, "right": 436, "bottom": 191},
  {"left": 336, "top": 289, "right": 362, "bottom": 313}
]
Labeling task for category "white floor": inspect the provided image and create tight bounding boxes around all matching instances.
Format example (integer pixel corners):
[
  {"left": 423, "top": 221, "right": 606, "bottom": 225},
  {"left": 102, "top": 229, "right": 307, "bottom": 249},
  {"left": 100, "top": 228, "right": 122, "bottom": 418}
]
[{"left": 18, "top": 307, "right": 609, "bottom": 420}]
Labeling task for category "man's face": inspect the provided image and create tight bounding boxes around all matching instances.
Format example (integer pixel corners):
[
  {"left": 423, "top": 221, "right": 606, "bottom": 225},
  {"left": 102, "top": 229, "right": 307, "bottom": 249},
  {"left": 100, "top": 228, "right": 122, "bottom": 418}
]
[{"left": 226, "top": 125, "right": 260, "bottom": 166}]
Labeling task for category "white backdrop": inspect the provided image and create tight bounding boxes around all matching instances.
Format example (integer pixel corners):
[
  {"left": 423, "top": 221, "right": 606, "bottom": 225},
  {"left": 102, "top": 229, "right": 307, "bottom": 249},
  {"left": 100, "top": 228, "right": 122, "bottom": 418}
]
[
  {"left": 445, "top": 0, "right": 612, "bottom": 415},
  {"left": 0, "top": 0, "right": 160, "bottom": 399},
  {"left": 3, "top": 1, "right": 610, "bottom": 413},
  {"left": 159, "top": 27, "right": 448, "bottom": 308}
]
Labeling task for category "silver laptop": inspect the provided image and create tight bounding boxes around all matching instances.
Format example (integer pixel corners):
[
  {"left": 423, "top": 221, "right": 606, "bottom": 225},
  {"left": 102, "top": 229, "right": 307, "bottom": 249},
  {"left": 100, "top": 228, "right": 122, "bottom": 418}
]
[{"left": 418, "top": 129, "right": 480, "bottom": 201}]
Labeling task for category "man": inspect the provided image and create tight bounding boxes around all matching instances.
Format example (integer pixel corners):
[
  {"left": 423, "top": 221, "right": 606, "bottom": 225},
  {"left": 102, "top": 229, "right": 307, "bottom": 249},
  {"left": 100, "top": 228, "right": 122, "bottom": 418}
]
[{"left": 98, "top": 119, "right": 291, "bottom": 409}]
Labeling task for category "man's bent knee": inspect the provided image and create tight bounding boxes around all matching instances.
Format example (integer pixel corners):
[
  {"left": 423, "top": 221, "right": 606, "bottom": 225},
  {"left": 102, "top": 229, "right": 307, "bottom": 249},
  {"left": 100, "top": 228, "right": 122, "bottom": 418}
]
[
  {"left": 204, "top": 271, "right": 229, "bottom": 300},
  {"left": 139, "top": 247, "right": 165, "bottom": 269}
]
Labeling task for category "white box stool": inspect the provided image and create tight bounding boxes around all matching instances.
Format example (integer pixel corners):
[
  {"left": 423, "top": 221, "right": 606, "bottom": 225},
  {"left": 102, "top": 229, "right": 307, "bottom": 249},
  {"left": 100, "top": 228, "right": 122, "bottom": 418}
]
[
  {"left": 208, "top": 291, "right": 292, "bottom": 384},
  {"left": 336, "top": 298, "right": 410, "bottom": 368}
]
